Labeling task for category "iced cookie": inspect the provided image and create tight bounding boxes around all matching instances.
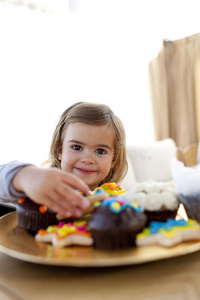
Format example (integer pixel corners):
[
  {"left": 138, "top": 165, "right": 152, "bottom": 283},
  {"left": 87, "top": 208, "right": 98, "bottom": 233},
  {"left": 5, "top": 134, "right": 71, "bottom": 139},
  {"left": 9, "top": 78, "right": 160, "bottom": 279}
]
[
  {"left": 35, "top": 220, "right": 93, "bottom": 248},
  {"left": 136, "top": 218, "right": 200, "bottom": 247}
]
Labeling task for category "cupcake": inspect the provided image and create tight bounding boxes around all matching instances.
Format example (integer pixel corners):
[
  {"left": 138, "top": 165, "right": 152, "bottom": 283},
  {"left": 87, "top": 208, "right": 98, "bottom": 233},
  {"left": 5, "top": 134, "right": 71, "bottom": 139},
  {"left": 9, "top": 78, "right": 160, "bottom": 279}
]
[
  {"left": 171, "top": 157, "right": 200, "bottom": 223},
  {"left": 16, "top": 197, "right": 59, "bottom": 232},
  {"left": 94, "top": 182, "right": 125, "bottom": 196},
  {"left": 177, "top": 194, "right": 200, "bottom": 222},
  {"left": 88, "top": 196, "right": 147, "bottom": 250},
  {"left": 124, "top": 180, "right": 179, "bottom": 224},
  {"left": 16, "top": 190, "right": 109, "bottom": 233}
]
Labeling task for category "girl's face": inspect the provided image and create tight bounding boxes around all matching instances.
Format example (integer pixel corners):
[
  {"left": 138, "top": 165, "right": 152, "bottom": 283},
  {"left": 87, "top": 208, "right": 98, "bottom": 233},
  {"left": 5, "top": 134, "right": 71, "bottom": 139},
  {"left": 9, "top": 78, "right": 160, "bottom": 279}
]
[{"left": 58, "top": 123, "right": 116, "bottom": 191}]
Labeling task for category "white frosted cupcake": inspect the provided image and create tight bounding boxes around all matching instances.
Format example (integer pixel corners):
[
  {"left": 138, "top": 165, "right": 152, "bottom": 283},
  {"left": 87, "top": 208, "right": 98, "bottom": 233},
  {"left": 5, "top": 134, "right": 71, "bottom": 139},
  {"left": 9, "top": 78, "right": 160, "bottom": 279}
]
[{"left": 124, "top": 180, "right": 179, "bottom": 224}]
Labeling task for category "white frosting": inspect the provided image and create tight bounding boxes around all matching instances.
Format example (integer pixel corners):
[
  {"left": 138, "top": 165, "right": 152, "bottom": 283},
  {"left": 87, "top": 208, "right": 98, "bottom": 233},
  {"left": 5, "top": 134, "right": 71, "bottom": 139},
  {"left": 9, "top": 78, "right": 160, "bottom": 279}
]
[
  {"left": 144, "top": 181, "right": 164, "bottom": 193},
  {"left": 124, "top": 180, "right": 179, "bottom": 211},
  {"left": 160, "top": 191, "right": 178, "bottom": 210},
  {"left": 145, "top": 193, "right": 162, "bottom": 211},
  {"left": 130, "top": 192, "right": 147, "bottom": 210}
]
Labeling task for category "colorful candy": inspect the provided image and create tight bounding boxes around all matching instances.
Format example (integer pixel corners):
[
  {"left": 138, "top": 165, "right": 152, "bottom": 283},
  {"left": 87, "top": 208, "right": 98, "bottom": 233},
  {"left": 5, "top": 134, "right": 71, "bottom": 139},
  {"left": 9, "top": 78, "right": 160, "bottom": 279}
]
[
  {"left": 94, "top": 196, "right": 142, "bottom": 213},
  {"left": 94, "top": 182, "right": 125, "bottom": 196}
]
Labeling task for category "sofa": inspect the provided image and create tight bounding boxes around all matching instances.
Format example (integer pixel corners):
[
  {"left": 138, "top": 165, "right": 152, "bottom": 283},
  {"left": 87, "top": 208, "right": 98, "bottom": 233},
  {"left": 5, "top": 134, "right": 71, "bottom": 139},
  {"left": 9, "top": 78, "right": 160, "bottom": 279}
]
[{"left": 120, "top": 138, "right": 177, "bottom": 191}]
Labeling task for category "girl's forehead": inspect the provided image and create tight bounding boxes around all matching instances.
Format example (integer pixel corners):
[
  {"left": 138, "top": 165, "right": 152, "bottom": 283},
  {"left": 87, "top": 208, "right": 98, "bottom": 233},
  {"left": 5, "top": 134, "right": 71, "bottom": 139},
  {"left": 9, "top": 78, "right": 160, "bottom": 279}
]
[
  {"left": 66, "top": 122, "right": 113, "bottom": 134},
  {"left": 63, "top": 123, "right": 115, "bottom": 145}
]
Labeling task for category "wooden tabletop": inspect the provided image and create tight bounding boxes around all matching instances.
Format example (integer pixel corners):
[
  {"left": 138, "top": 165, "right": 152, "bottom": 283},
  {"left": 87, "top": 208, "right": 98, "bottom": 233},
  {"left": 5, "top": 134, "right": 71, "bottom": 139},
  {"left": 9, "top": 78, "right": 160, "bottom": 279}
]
[{"left": 0, "top": 248, "right": 200, "bottom": 300}]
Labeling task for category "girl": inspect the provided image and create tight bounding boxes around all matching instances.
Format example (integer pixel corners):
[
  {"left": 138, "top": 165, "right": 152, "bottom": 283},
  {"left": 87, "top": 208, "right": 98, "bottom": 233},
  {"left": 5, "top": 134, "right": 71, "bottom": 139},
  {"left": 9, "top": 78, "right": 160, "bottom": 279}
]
[{"left": 0, "top": 102, "right": 128, "bottom": 217}]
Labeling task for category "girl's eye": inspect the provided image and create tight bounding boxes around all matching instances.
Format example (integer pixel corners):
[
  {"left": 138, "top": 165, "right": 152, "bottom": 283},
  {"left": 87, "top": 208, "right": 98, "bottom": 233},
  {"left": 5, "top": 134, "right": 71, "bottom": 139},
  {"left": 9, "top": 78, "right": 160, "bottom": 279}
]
[
  {"left": 72, "top": 145, "right": 82, "bottom": 151},
  {"left": 96, "top": 149, "right": 106, "bottom": 155}
]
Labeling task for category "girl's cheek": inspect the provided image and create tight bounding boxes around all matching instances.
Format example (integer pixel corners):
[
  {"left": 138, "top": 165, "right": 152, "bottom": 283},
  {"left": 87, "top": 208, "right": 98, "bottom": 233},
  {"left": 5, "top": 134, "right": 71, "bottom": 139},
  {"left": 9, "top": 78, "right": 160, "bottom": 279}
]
[{"left": 65, "top": 149, "right": 81, "bottom": 162}]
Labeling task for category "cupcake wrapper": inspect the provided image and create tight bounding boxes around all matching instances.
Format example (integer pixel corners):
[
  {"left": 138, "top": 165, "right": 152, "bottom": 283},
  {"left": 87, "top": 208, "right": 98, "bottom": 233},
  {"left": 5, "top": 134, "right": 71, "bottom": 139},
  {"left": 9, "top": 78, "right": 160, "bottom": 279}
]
[
  {"left": 17, "top": 212, "right": 58, "bottom": 233},
  {"left": 144, "top": 210, "right": 177, "bottom": 224},
  {"left": 178, "top": 194, "right": 200, "bottom": 223},
  {"left": 91, "top": 230, "right": 137, "bottom": 250}
]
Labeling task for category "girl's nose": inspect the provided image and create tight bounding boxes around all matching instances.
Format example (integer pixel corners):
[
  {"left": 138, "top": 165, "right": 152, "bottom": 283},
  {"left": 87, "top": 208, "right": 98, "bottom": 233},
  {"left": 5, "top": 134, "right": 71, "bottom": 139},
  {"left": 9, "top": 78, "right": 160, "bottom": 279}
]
[{"left": 80, "top": 150, "right": 95, "bottom": 164}]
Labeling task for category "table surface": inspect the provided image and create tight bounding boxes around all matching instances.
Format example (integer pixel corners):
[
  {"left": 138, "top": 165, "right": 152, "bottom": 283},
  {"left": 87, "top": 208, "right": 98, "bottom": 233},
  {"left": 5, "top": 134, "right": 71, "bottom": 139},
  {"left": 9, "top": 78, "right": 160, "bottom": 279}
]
[{"left": 0, "top": 239, "right": 200, "bottom": 300}]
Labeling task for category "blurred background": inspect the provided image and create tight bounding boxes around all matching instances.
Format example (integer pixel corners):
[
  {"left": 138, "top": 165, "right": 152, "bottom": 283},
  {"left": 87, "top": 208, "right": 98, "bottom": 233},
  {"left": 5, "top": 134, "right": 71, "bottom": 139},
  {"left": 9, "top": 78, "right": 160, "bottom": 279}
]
[{"left": 0, "top": 0, "right": 200, "bottom": 166}]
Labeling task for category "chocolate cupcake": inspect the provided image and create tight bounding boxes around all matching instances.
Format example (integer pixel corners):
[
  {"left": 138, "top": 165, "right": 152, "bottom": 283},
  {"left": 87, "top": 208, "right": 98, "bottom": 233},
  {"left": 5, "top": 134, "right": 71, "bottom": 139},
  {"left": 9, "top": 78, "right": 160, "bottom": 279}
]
[
  {"left": 88, "top": 196, "right": 147, "bottom": 250},
  {"left": 16, "top": 197, "right": 59, "bottom": 233},
  {"left": 170, "top": 157, "right": 200, "bottom": 223},
  {"left": 178, "top": 194, "right": 200, "bottom": 223}
]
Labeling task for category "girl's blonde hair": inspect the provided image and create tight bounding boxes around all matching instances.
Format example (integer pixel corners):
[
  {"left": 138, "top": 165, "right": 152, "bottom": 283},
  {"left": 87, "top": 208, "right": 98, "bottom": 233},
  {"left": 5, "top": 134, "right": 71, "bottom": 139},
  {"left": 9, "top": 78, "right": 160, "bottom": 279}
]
[{"left": 44, "top": 102, "right": 128, "bottom": 185}]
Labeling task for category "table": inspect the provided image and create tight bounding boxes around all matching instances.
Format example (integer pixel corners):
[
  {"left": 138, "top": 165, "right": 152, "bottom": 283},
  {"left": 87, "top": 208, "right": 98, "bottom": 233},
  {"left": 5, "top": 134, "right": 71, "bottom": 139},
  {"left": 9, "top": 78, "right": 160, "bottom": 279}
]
[{"left": 0, "top": 247, "right": 200, "bottom": 300}]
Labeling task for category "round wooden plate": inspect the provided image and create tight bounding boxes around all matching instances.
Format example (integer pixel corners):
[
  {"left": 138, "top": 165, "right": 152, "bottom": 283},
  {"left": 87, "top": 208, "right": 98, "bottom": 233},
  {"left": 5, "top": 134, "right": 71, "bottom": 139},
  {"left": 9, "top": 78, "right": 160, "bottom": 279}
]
[{"left": 0, "top": 212, "right": 200, "bottom": 267}]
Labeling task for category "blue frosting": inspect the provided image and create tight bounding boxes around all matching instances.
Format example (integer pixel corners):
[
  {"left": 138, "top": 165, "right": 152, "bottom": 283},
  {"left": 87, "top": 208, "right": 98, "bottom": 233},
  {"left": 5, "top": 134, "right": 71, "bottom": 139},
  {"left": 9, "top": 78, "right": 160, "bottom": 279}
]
[
  {"left": 95, "top": 196, "right": 142, "bottom": 214},
  {"left": 149, "top": 218, "right": 187, "bottom": 234}
]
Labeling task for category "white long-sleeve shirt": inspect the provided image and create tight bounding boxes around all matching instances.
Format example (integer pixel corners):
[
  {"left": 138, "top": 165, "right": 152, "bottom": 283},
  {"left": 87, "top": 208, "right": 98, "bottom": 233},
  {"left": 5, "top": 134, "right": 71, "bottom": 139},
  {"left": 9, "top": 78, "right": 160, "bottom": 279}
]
[{"left": 0, "top": 161, "right": 33, "bottom": 202}]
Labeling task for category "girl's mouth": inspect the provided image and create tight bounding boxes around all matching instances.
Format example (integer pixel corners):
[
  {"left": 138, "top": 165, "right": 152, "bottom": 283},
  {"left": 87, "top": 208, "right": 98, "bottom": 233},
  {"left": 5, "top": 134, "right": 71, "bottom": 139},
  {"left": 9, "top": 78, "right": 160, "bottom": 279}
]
[{"left": 75, "top": 168, "right": 96, "bottom": 175}]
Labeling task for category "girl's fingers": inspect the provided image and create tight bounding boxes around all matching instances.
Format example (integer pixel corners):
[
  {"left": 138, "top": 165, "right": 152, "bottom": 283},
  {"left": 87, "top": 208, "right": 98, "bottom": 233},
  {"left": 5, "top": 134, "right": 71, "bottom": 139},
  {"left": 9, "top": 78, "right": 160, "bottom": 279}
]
[
  {"left": 55, "top": 182, "right": 90, "bottom": 210},
  {"left": 16, "top": 167, "right": 91, "bottom": 217},
  {"left": 42, "top": 194, "right": 83, "bottom": 218},
  {"left": 43, "top": 182, "right": 90, "bottom": 216},
  {"left": 61, "top": 172, "right": 90, "bottom": 196}
]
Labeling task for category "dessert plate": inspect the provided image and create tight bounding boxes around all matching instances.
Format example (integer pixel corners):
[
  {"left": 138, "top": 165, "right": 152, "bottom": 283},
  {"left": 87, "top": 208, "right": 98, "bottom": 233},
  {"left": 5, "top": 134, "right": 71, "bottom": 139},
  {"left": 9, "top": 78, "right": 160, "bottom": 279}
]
[{"left": 0, "top": 212, "right": 200, "bottom": 267}]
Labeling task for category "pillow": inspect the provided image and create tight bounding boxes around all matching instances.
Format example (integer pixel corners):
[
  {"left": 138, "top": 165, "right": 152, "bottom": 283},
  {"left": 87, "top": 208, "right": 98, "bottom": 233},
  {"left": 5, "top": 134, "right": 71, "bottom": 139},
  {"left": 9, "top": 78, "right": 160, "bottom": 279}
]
[
  {"left": 127, "top": 138, "right": 177, "bottom": 182},
  {"left": 119, "top": 153, "right": 137, "bottom": 191}
]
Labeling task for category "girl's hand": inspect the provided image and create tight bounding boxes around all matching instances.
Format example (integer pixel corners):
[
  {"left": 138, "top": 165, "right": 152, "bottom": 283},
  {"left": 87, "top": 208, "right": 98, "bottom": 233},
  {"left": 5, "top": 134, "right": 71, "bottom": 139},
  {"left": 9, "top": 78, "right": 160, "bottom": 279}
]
[{"left": 12, "top": 166, "right": 90, "bottom": 218}]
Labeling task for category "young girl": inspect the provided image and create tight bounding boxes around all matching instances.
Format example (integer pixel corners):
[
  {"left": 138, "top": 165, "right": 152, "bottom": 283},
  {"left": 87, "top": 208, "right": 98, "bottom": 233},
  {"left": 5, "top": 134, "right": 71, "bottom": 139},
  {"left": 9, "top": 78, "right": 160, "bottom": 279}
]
[{"left": 0, "top": 102, "right": 128, "bottom": 218}]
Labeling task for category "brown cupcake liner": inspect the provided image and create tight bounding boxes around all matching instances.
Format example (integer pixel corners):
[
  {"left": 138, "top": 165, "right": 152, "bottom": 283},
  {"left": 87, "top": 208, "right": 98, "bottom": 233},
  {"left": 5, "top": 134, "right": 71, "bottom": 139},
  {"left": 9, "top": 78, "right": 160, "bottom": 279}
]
[
  {"left": 145, "top": 209, "right": 178, "bottom": 225},
  {"left": 17, "top": 212, "right": 58, "bottom": 233},
  {"left": 91, "top": 230, "right": 137, "bottom": 250}
]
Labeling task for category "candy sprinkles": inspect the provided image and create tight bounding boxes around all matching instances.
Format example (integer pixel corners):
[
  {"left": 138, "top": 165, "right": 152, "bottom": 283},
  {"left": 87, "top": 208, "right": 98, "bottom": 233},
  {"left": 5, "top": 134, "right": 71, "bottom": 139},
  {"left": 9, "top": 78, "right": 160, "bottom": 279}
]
[
  {"left": 35, "top": 220, "right": 94, "bottom": 248},
  {"left": 93, "top": 197, "right": 142, "bottom": 213},
  {"left": 94, "top": 182, "right": 125, "bottom": 196}
]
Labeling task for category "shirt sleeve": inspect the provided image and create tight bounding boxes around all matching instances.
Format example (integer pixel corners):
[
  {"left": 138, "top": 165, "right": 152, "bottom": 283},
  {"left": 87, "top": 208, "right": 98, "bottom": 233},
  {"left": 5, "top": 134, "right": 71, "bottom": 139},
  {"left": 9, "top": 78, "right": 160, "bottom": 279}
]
[{"left": 0, "top": 161, "right": 34, "bottom": 202}]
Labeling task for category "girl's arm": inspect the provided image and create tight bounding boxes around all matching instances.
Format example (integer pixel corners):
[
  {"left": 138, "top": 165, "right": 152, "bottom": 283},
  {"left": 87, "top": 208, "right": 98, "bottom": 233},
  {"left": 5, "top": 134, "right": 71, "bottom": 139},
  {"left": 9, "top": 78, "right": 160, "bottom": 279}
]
[
  {"left": 0, "top": 161, "right": 90, "bottom": 218},
  {"left": 0, "top": 161, "right": 33, "bottom": 201}
]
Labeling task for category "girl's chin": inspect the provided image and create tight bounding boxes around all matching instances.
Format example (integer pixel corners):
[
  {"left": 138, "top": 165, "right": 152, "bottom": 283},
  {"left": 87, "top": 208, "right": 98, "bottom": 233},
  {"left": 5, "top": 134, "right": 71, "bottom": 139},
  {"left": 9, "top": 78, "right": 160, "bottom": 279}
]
[{"left": 73, "top": 173, "right": 98, "bottom": 190}]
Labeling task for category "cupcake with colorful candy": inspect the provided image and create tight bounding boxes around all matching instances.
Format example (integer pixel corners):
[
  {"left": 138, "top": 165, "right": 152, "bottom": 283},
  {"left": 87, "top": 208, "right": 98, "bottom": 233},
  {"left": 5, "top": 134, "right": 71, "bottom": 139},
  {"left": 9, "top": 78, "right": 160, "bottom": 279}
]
[
  {"left": 16, "top": 197, "right": 59, "bottom": 233},
  {"left": 94, "top": 182, "right": 125, "bottom": 196},
  {"left": 17, "top": 188, "right": 109, "bottom": 233},
  {"left": 88, "top": 196, "right": 147, "bottom": 250}
]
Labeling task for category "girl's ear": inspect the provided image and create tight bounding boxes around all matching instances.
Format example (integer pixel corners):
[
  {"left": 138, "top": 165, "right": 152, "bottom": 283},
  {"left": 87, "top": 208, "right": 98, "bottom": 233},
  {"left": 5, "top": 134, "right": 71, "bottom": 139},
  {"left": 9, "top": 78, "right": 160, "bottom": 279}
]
[{"left": 111, "top": 157, "right": 116, "bottom": 168}]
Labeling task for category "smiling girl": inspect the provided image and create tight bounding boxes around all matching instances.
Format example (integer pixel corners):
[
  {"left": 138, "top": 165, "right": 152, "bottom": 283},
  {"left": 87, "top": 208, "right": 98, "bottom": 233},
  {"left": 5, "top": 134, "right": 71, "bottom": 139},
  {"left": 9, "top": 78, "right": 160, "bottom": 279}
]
[{"left": 0, "top": 102, "right": 128, "bottom": 217}]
